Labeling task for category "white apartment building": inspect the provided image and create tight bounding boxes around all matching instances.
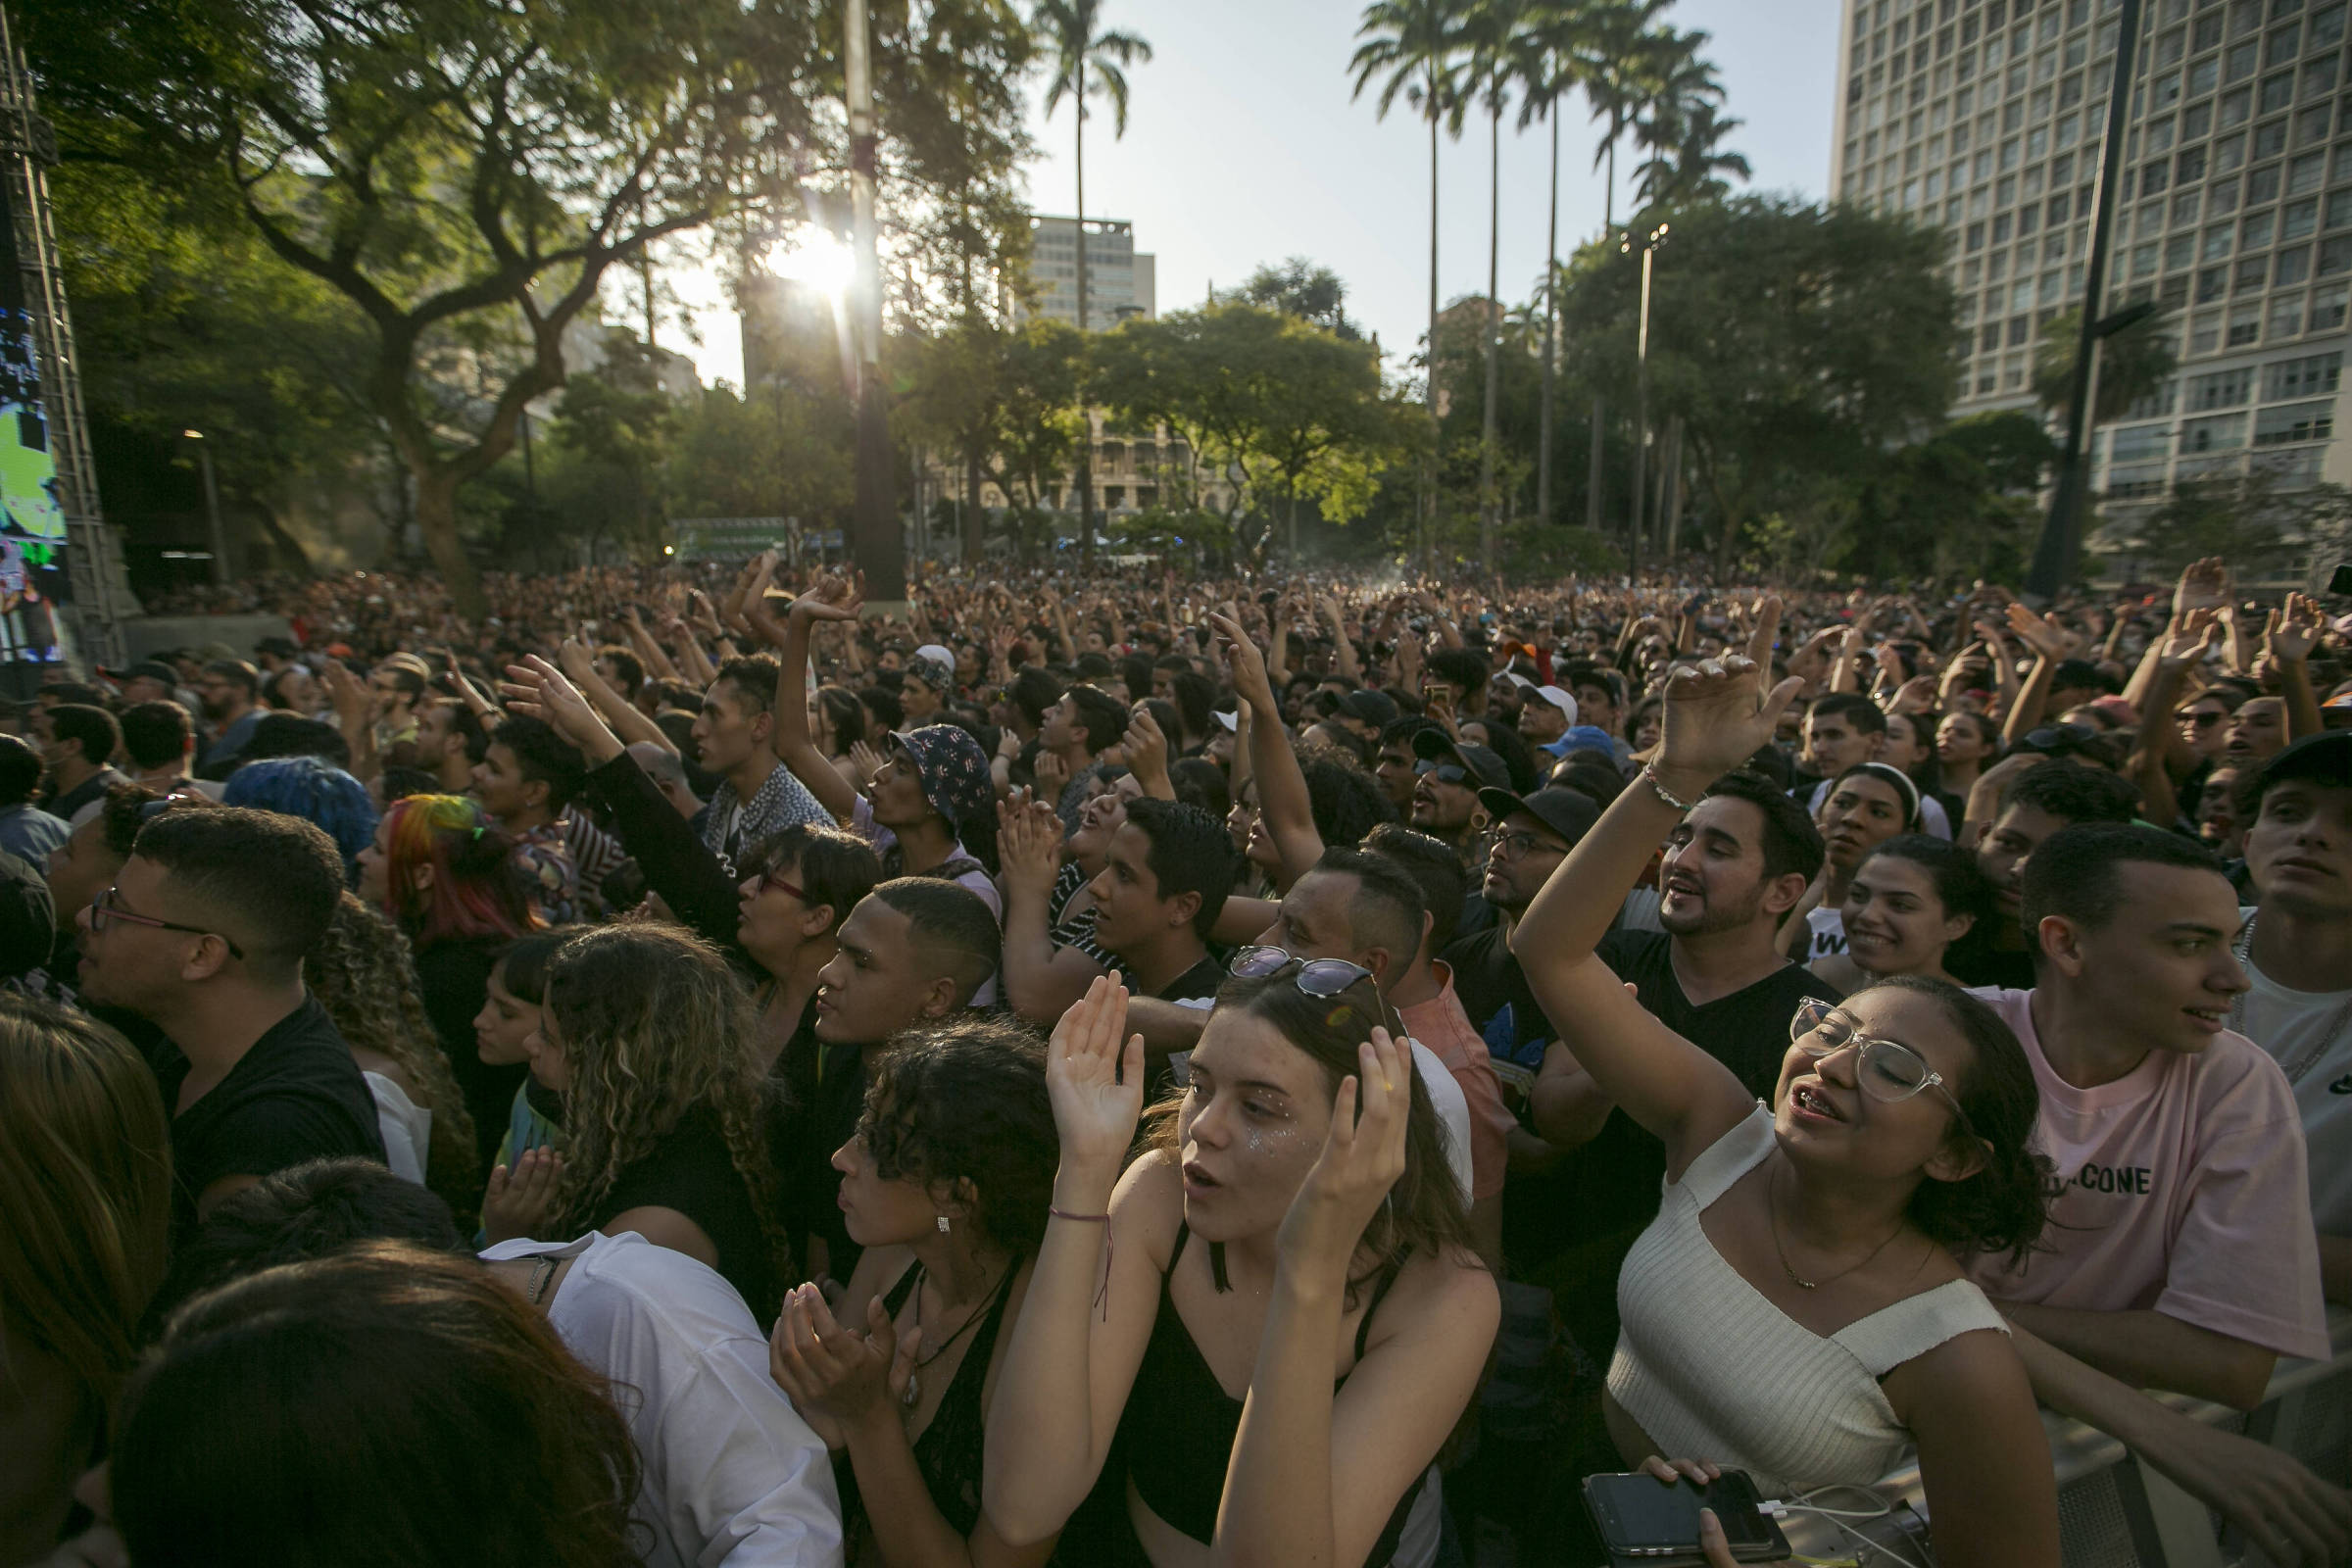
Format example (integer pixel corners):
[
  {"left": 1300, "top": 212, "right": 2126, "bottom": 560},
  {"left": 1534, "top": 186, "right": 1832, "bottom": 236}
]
[
  {"left": 1019, "top": 215, "right": 1156, "bottom": 331},
  {"left": 1830, "top": 0, "right": 2352, "bottom": 559}
]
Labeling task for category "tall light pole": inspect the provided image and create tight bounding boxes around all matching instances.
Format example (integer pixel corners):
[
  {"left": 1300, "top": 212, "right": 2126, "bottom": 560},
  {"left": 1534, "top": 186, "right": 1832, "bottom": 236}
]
[
  {"left": 843, "top": 0, "right": 906, "bottom": 607},
  {"left": 1622, "top": 222, "right": 1668, "bottom": 579},
  {"left": 182, "top": 429, "right": 228, "bottom": 587},
  {"left": 2027, "top": 0, "right": 2144, "bottom": 604}
]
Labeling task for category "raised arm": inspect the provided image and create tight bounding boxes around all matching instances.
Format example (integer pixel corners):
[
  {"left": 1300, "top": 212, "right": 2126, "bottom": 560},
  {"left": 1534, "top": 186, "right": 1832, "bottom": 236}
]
[
  {"left": 997, "top": 795, "right": 1110, "bottom": 1025},
  {"left": 2132, "top": 616, "right": 2221, "bottom": 828},
  {"left": 1323, "top": 596, "right": 1363, "bottom": 686},
  {"left": 1511, "top": 608, "right": 1803, "bottom": 1171},
  {"left": 2266, "top": 591, "right": 2328, "bottom": 743},
  {"left": 752, "top": 571, "right": 863, "bottom": 822},
  {"left": 984, "top": 980, "right": 1170, "bottom": 1547},
  {"left": 1212, "top": 612, "right": 1322, "bottom": 887},
  {"left": 1998, "top": 605, "right": 2072, "bottom": 749}
]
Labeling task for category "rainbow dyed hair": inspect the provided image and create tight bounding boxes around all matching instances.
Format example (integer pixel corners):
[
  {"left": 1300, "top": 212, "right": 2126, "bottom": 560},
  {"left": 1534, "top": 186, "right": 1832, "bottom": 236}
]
[{"left": 379, "top": 794, "right": 533, "bottom": 947}]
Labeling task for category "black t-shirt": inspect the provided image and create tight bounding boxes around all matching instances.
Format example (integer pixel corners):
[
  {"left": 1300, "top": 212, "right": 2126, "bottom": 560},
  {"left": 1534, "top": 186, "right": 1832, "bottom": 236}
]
[
  {"left": 1534, "top": 933, "right": 1837, "bottom": 1352},
  {"left": 414, "top": 936, "right": 522, "bottom": 1170},
  {"left": 772, "top": 999, "right": 867, "bottom": 1287},
  {"left": 1124, "top": 951, "right": 1225, "bottom": 1005},
  {"left": 1442, "top": 922, "right": 1551, "bottom": 1099},
  {"left": 604, "top": 1105, "right": 778, "bottom": 1322},
  {"left": 1943, "top": 927, "right": 2037, "bottom": 991},
  {"left": 148, "top": 994, "right": 387, "bottom": 1243}
]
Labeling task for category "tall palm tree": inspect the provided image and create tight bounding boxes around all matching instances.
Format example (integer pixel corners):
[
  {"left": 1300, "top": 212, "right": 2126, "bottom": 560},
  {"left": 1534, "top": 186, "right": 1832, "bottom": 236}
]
[
  {"left": 1038, "top": 0, "right": 1152, "bottom": 566},
  {"left": 1578, "top": 0, "right": 1672, "bottom": 536},
  {"left": 1352, "top": 0, "right": 1467, "bottom": 573},
  {"left": 1628, "top": 32, "right": 1740, "bottom": 208},
  {"left": 1453, "top": 0, "right": 1520, "bottom": 577},
  {"left": 1511, "top": 0, "right": 1607, "bottom": 532}
]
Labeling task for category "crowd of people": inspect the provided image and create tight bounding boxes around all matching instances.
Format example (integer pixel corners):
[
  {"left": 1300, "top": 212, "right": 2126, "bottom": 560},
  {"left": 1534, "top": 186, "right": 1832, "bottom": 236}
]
[{"left": 2, "top": 550, "right": 2349, "bottom": 1568}]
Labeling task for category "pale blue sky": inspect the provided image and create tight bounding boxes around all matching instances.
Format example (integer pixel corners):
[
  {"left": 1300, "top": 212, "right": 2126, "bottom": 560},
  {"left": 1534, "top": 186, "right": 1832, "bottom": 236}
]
[{"left": 669, "top": 0, "right": 1845, "bottom": 387}]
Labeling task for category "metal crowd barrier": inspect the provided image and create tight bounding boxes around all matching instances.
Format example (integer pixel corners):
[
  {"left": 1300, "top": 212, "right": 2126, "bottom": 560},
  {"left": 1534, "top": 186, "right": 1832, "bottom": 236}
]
[{"left": 1775, "top": 1307, "right": 2352, "bottom": 1568}]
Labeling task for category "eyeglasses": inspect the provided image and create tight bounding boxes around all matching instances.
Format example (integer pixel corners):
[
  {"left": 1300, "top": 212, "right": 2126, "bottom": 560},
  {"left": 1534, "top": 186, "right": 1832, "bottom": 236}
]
[
  {"left": 2022, "top": 722, "right": 2097, "bottom": 755},
  {"left": 1413, "top": 760, "right": 1469, "bottom": 784},
  {"left": 1227, "top": 945, "right": 1394, "bottom": 1027},
  {"left": 754, "top": 868, "right": 808, "bottom": 901},
  {"left": 1789, "top": 998, "right": 1973, "bottom": 1132},
  {"left": 88, "top": 886, "right": 245, "bottom": 959},
  {"left": 1489, "top": 828, "right": 1567, "bottom": 859}
]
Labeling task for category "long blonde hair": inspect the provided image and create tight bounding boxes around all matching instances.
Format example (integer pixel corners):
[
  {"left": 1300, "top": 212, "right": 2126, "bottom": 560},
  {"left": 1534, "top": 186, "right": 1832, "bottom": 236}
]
[
  {"left": 541, "top": 923, "right": 778, "bottom": 1265},
  {"left": 309, "top": 894, "right": 482, "bottom": 1220},
  {"left": 0, "top": 996, "right": 172, "bottom": 1411}
]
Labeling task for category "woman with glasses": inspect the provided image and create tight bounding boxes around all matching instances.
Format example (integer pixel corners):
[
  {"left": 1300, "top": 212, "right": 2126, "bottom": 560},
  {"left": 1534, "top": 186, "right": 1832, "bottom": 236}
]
[
  {"left": 1510, "top": 618, "right": 2060, "bottom": 1568},
  {"left": 982, "top": 967, "right": 1495, "bottom": 1568},
  {"left": 1808, "top": 835, "right": 1991, "bottom": 997}
]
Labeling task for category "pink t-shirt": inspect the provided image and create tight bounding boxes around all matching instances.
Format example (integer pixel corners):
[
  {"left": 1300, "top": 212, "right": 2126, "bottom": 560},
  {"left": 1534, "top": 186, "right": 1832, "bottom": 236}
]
[{"left": 1965, "top": 988, "right": 2330, "bottom": 1363}]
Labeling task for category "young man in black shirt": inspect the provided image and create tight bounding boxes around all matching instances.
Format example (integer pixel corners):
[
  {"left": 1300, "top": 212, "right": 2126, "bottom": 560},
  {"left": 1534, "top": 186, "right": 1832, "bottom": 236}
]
[
  {"left": 1443, "top": 785, "right": 1599, "bottom": 1105},
  {"left": 1527, "top": 769, "right": 1828, "bottom": 1355},
  {"left": 1086, "top": 797, "right": 1234, "bottom": 1008},
  {"left": 72, "top": 805, "right": 383, "bottom": 1240},
  {"left": 793, "top": 875, "right": 1002, "bottom": 1284}
]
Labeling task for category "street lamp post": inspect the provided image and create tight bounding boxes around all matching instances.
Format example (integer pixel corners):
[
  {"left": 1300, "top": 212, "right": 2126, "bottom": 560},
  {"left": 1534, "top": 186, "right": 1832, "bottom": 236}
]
[
  {"left": 1622, "top": 222, "right": 1668, "bottom": 579},
  {"left": 842, "top": 0, "right": 906, "bottom": 608},
  {"left": 182, "top": 428, "right": 228, "bottom": 587}
]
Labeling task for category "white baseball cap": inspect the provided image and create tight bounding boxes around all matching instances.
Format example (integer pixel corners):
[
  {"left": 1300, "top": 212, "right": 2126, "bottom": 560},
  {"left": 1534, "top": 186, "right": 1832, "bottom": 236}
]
[{"left": 1531, "top": 685, "right": 1578, "bottom": 723}]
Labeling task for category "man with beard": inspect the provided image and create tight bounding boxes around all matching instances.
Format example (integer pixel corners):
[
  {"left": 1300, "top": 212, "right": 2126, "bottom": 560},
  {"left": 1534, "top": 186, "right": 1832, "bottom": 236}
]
[
  {"left": 1526, "top": 769, "right": 1828, "bottom": 1356},
  {"left": 194, "top": 661, "right": 266, "bottom": 775},
  {"left": 1408, "top": 729, "right": 1511, "bottom": 863},
  {"left": 2231, "top": 731, "right": 2352, "bottom": 1305}
]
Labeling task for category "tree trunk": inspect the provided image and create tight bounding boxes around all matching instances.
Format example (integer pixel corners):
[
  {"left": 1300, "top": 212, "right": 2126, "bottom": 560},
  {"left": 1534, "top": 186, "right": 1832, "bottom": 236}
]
[
  {"left": 1479, "top": 101, "right": 1501, "bottom": 578},
  {"left": 963, "top": 446, "right": 986, "bottom": 563},
  {"left": 1586, "top": 137, "right": 1618, "bottom": 537},
  {"left": 1539, "top": 109, "right": 1559, "bottom": 530},
  {"left": 1074, "top": 75, "right": 1096, "bottom": 569},
  {"left": 1424, "top": 85, "right": 1442, "bottom": 578},
  {"left": 412, "top": 468, "right": 480, "bottom": 618},
  {"left": 1660, "top": 416, "right": 1686, "bottom": 559}
]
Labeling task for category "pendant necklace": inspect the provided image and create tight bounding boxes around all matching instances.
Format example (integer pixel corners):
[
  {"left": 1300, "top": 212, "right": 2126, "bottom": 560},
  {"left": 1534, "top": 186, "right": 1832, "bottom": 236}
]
[
  {"left": 1769, "top": 1162, "right": 1907, "bottom": 1292},
  {"left": 902, "top": 1261, "right": 1010, "bottom": 1409}
]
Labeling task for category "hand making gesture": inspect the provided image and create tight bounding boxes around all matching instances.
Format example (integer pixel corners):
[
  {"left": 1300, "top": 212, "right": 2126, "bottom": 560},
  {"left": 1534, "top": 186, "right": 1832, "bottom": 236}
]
[
  {"left": 1046, "top": 975, "right": 1146, "bottom": 1183},
  {"left": 1275, "top": 1026, "right": 1413, "bottom": 1281},
  {"left": 768, "top": 1281, "right": 918, "bottom": 1441}
]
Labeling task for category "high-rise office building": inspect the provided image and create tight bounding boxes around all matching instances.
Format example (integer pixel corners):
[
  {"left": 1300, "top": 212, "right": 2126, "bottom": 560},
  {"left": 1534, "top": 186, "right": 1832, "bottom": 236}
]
[
  {"left": 1019, "top": 215, "right": 1156, "bottom": 330},
  {"left": 1830, "top": 0, "right": 2352, "bottom": 563}
]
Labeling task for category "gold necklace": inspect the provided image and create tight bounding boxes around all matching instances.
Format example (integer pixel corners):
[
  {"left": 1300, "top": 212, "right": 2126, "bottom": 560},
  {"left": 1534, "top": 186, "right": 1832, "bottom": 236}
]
[{"left": 1768, "top": 1162, "right": 1907, "bottom": 1292}]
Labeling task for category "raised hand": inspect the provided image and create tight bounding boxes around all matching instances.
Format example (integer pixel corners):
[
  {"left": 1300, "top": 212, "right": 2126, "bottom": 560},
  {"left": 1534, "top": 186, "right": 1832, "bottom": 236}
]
[
  {"left": 767, "top": 1282, "right": 916, "bottom": 1434},
  {"left": 2172, "top": 557, "right": 2232, "bottom": 623},
  {"left": 2155, "top": 608, "right": 2222, "bottom": 674},
  {"left": 1276, "top": 1027, "right": 1412, "bottom": 1278},
  {"left": 996, "top": 793, "right": 1066, "bottom": 898},
  {"left": 2266, "top": 590, "right": 2325, "bottom": 665},
  {"left": 793, "top": 570, "right": 866, "bottom": 627},
  {"left": 1046, "top": 975, "right": 1146, "bottom": 1176},
  {"left": 1032, "top": 746, "right": 1070, "bottom": 798},
  {"left": 481, "top": 1147, "right": 565, "bottom": 1245},
  {"left": 1206, "top": 611, "right": 1276, "bottom": 711},
  {"left": 499, "top": 655, "right": 618, "bottom": 761},
  {"left": 1655, "top": 653, "right": 1806, "bottom": 796},
  {"left": 1121, "top": 705, "right": 1170, "bottom": 791},
  {"left": 2004, "top": 603, "right": 2076, "bottom": 663}
]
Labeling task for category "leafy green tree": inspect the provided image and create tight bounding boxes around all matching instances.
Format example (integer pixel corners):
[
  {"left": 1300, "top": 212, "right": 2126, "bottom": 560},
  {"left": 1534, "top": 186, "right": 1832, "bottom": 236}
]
[
  {"left": 1844, "top": 411, "right": 2057, "bottom": 585},
  {"left": 1236, "top": 258, "right": 1361, "bottom": 339},
  {"left": 2131, "top": 469, "right": 2352, "bottom": 577},
  {"left": 1351, "top": 0, "right": 1469, "bottom": 567},
  {"left": 26, "top": 0, "right": 1032, "bottom": 615},
  {"left": 1036, "top": 0, "right": 1152, "bottom": 566},
  {"left": 985, "top": 320, "right": 1089, "bottom": 556},
  {"left": 667, "top": 382, "right": 855, "bottom": 527},
  {"left": 2034, "top": 306, "right": 2180, "bottom": 424},
  {"left": 1627, "top": 30, "right": 1746, "bottom": 208},
  {"left": 1555, "top": 195, "right": 1960, "bottom": 572}
]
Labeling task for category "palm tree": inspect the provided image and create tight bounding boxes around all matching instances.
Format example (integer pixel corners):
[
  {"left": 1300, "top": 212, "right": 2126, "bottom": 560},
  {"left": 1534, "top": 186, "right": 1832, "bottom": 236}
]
[
  {"left": 1352, "top": 0, "right": 1467, "bottom": 572},
  {"left": 1038, "top": 0, "right": 1152, "bottom": 567},
  {"left": 1577, "top": 0, "right": 1672, "bottom": 536},
  {"left": 1511, "top": 0, "right": 1607, "bottom": 532},
  {"left": 1628, "top": 32, "right": 1742, "bottom": 208},
  {"left": 1452, "top": 0, "right": 1521, "bottom": 577}
]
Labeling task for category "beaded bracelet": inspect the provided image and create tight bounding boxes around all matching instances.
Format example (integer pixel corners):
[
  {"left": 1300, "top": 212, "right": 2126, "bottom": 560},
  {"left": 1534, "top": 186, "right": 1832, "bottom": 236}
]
[{"left": 1642, "top": 766, "right": 1700, "bottom": 813}]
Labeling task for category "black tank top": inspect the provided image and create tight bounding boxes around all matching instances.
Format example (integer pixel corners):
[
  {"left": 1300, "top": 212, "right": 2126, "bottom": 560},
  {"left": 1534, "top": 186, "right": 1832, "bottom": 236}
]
[
  {"left": 836, "top": 1258, "right": 1018, "bottom": 1550},
  {"left": 1113, "top": 1222, "right": 1422, "bottom": 1566}
]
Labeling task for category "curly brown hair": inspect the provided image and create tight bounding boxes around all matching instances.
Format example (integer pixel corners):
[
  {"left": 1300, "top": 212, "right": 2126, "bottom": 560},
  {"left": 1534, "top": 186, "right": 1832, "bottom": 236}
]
[
  {"left": 309, "top": 895, "right": 480, "bottom": 1220},
  {"left": 541, "top": 922, "right": 781, "bottom": 1277}
]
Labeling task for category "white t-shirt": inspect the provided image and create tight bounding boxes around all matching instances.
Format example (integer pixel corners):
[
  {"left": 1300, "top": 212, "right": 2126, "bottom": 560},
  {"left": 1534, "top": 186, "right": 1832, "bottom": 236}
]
[
  {"left": 363, "top": 1071, "right": 431, "bottom": 1187},
  {"left": 2238, "top": 937, "right": 2352, "bottom": 1241},
  {"left": 480, "top": 1232, "right": 845, "bottom": 1568},
  {"left": 1805, "top": 906, "right": 1847, "bottom": 960}
]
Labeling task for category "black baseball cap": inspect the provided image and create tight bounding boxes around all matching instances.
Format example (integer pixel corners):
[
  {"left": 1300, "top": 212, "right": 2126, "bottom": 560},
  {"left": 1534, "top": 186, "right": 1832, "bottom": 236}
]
[
  {"left": 1410, "top": 728, "right": 1510, "bottom": 790},
  {"left": 1478, "top": 784, "right": 1600, "bottom": 850},
  {"left": 2253, "top": 731, "right": 2352, "bottom": 802},
  {"left": 1338, "top": 690, "right": 1399, "bottom": 728}
]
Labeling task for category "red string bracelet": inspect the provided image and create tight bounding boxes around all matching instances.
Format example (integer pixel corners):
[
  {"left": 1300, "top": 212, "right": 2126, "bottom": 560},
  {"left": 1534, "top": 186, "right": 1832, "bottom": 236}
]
[{"left": 1050, "top": 1206, "right": 1112, "bottom": 1320}]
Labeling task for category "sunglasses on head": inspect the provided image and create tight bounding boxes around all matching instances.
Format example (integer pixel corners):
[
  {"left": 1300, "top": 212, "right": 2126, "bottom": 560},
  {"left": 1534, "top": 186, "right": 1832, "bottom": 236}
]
[
  {"left": 1226, "top": 945, "right": 1396, "bottom": 1031},
  {"left": 2021, "top": 722, "right": 2097, "bottom": 756}
]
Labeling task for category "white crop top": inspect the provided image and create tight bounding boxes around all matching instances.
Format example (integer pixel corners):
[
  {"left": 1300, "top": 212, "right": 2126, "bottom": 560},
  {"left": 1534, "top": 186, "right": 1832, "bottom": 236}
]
[{"left": 1607, "top": 1104, "right": 2008, "bottom": 1492}]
